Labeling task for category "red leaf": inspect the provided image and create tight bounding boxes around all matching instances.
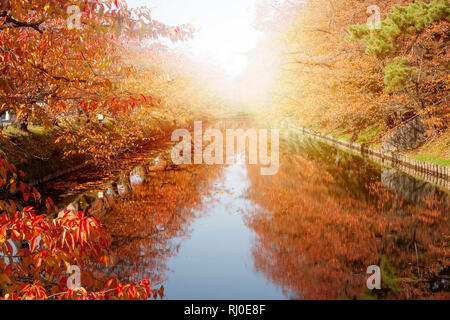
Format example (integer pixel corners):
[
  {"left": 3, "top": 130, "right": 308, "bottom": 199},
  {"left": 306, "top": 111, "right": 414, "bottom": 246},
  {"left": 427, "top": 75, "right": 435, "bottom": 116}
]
[
  {"left": 11, "top": 229, "right": 20, "bottom": 240},
  {"left": 106, "top": 279, "right": 114, "bottom": 288},
  {"left": 30, "top": 236, "right": 38, "bottom": 252},
  {"left": 19, "top": 182, "right": 26, "bottom": 194}
]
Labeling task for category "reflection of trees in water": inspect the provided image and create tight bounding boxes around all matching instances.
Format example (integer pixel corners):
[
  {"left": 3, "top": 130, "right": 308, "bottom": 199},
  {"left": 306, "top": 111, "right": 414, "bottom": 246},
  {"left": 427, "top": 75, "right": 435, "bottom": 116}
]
[
  {"left": 102, "top": 163, "right": 220, "bottom": 285},
  {"left": 282, "top": 131, "right": 381, "bottom": 203},
  {"left": 245, "top": 138, "right": 449, "bottom": 299},
  {"left": 55, "top": 160, "right": 221, "bottom": 286},
  {"left": 381, "top": 167, "right": 450, "bottom": 208},
  {"left": 283, "top": 131, "right": 449, "bottom": 208}
]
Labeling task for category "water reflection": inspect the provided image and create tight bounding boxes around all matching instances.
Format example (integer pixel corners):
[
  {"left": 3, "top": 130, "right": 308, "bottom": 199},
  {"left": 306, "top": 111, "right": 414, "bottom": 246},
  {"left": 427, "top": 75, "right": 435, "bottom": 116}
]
[
  {"left": 244, "top": 131, "right": 449, "bottom": 299},
  {"left": 381, "top": 167, "right": 449, "bottom": 207},
  {"left": 163, "top": 155, "right": 285, "bottom": 299},
  {"left": 98, "top": 159, "right": 222, "bottom": 285},
  {"left": 45, "top": 125, "right": 449, "bottom": 300}
]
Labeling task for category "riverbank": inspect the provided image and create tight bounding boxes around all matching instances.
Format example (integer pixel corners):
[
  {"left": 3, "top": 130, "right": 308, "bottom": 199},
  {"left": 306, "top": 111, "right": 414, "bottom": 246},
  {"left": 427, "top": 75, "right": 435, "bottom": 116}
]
[
  {"left": 0, "top": 125, "right": 87, "bottom": 184},
  {"left": 0, "top": 114, "right": 190, "bottom": 187},
  {"left": 328, "top": 125, "right": 450, "bottom": 168},
  {"left": 276, "top": 120, "right": 450, "bottom": 190}
]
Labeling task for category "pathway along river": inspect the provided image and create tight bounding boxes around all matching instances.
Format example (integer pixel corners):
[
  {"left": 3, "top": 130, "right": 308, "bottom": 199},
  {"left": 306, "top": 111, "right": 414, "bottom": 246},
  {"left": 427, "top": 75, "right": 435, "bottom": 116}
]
[{"left": 39, "top": 120, "right": 449, "bottom": 300}]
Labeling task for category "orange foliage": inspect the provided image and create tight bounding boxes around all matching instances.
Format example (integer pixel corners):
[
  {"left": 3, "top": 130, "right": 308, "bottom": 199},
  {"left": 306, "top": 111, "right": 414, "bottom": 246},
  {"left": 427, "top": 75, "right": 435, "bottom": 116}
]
[
  {"left": 256, "top": 0, "right": 448, "bottom": 137},
  {"left": 244, "top": 133, "right": 449, "bottom": 299}
]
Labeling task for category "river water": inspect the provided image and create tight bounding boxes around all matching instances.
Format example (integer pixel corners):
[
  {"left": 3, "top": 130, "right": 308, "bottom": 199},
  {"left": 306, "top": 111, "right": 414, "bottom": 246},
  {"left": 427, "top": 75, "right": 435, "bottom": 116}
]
[{"left": 40, "top": 124, "right": 449, "bottom": 300}]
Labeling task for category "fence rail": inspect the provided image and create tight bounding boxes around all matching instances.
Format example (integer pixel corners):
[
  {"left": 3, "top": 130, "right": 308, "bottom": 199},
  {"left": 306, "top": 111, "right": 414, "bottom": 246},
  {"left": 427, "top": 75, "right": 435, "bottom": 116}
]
[{"left": 280, "top": 122, "right": 449, "bottom": 190}]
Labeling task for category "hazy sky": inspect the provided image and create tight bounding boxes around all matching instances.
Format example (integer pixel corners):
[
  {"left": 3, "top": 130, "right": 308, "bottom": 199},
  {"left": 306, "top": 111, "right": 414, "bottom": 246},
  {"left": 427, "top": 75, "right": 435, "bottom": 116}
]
[{"left": 126, "top": 0, "right": 263, "bottom": 76}]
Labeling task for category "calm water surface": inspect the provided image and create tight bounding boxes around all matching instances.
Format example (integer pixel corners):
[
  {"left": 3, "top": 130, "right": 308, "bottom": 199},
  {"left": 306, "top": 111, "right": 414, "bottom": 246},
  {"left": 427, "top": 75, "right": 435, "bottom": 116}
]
[
  {"left": 41, "top": 126, "right": 449, "bottom": 300},
  {"left": 164, "top": 156, "right": 285, "bottom": 299}
]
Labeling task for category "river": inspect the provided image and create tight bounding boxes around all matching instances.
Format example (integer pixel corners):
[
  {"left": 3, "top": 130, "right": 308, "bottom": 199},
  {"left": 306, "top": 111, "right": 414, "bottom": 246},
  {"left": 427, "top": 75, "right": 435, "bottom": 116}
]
[{"left": 39, "top": 121, "right": 449, "bottom": 300}]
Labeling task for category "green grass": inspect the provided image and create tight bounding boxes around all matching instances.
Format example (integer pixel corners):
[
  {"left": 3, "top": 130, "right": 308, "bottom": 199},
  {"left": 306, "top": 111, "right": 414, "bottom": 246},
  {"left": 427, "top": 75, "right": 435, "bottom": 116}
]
[
  {"left": 330, "top": 125, "right": 384, "bottom": 144},
  {"left": 404, "top": 129, "right": 450, "bottom": 167},
  {"left": 325, "top": 124, "right": 448, "bottom": 167},
  {"left": 327, "top": 129, "right": 352, "bottom": 141},
  {"left": 410, "top": 154, "right": 450, "bottom": 167},
  {"left": 360, "top": 255, "right": 403, "bottom": 300},
  {"left": 356, "top": 125, "right": 383, "bottom": 145},
  {"left": 338, "top": 134, "right": 352, "bottom": 141}
]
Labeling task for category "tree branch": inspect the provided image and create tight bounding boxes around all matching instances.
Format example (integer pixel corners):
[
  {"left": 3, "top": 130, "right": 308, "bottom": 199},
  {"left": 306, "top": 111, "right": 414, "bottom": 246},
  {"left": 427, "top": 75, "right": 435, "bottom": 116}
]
[{"left": 0, "top": 12, "right": 44, "bottom": 34}]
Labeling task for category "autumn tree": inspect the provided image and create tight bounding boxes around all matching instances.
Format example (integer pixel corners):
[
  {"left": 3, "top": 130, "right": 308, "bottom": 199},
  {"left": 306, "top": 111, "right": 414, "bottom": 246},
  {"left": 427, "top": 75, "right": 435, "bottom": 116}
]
[
  {"left": 348, "top": 0, "right": 449, "bottom": 132},
  {"left": 0, "top": 0, "right": 202, "bottom": 300},
  {"left": 1, "top": 0, "right": 194, "bottom": 164},
  {"left": 252, "top": 0, "right": 448, "bottom": 142},
  {"left": 0, "top": 152, "right": 169, "bottom": 300}
]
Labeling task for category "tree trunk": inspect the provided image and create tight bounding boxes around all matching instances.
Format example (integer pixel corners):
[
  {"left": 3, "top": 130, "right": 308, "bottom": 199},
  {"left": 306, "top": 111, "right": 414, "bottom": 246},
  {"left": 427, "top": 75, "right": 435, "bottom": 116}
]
[{"left": 20, "top": 116, "right": 29, "bottom": 132}]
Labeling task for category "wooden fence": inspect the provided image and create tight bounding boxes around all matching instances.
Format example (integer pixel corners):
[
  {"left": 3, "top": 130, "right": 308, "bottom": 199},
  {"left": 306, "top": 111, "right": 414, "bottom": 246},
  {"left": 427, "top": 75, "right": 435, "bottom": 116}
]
[{"left": 281, "top": 122, "right": 449, "bottom": 190}]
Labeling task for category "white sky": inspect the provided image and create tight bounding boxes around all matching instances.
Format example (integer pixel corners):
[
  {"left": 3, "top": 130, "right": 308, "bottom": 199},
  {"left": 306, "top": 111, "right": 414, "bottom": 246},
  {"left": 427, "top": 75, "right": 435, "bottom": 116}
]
[{"left": 126, "top": 0, "right": 263, "bottom": 76}]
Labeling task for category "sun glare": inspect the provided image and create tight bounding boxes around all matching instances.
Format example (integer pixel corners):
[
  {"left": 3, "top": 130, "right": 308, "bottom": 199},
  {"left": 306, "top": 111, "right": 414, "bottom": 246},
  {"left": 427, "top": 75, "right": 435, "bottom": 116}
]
[{"left": 127, "top": 0, "right": 263, "bottom": 77}]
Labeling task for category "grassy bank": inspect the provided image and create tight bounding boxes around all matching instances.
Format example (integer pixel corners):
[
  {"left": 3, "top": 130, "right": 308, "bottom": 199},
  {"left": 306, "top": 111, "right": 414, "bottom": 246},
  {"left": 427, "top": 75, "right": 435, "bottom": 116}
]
[
  {"left": 326, "top": 125, "right": 449, "bottom": 167},
  {"left": 0, "top": 113, "right": 184, "bottom": 184},
  {"left": 0, "top": 125, "right": 87, "bottom": 183},
  {"left": 403, "top": 129, "right": 450, "bottom": 167},
  {"left": 265, "top": 115, "right": 449, "bottom": 168}
]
